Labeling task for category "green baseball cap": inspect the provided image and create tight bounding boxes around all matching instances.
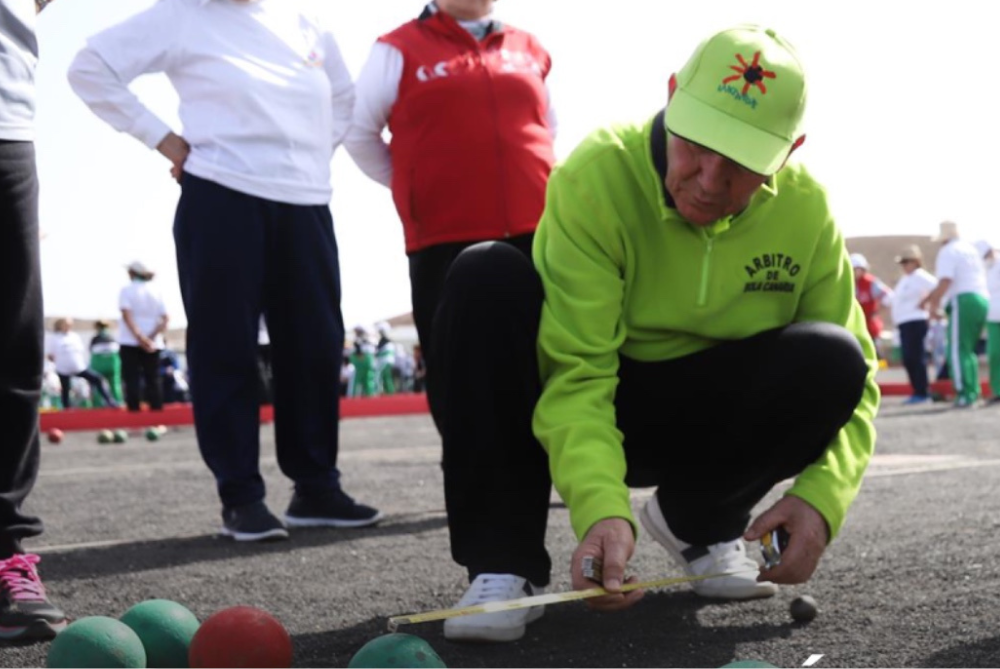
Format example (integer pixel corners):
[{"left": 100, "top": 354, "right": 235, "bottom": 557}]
[{"left": 665, "top": 25, "right": 807, "bottom": 176}]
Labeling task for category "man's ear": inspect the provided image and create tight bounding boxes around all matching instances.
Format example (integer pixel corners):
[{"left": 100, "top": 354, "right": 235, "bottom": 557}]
[{"left": 668, "top": 73, "right": 677, "bottom": 101}]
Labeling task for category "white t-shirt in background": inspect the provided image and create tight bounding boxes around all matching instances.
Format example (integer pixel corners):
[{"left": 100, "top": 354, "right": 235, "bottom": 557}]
[
  {"left": 935, "top": 239, "right": 988, "bottom": 301},
  {"left": 890, "top": 268, "right": 937, "bottom": 325},
  {"left": 118, "top": 279, "right": 167, "bottom": 349},
  {"left": 46, "top": 331, "right": 88, "bottom": 375}
]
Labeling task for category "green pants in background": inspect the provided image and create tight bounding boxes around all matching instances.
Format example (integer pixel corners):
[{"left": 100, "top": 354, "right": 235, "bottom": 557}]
[
  {"left": 89, "top": 352, "right": 124, "bottom": 406},
  {"left": 987, "top": 322, "right": 1000, "bottom": 398},
  {"left": 946, "top": 293, "right": 988, "bottom": 404}
]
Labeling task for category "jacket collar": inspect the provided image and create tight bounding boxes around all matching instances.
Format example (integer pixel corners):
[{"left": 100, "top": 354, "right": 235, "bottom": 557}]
[{"left": 419, "top": 2, "right": 503, "bottom": 39}]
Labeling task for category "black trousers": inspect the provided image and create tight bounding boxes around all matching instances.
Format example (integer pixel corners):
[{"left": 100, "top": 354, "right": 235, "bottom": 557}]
[
  {"left": 408, "top": 234, "right": 534, "bottom": 430},
  {"left": 435, "top": 242, "right": 869, "bottom": 586},
  {"left": 0, "top": 141, "right": 44, "bottom": 557},
  {"left": 898, "top": 320, "right": 929, "bottom": 397},
  {"left": 58, "top": 369, "right": 116, "bottom": 409},
  {"left": 119, "top": 345, "right": 163, "bottom": 411},
  {"left": 174, "top": 173, "right": 345, "bottom": 509}
]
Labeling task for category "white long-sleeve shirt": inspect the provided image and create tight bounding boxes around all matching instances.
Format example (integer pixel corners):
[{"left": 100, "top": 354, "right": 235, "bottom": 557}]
[
  {"left": 345, "top": 39, "right": 557, "bottom": 188},
  {"left": 889, "top": 268, "right": 937, "bottom": 325},
  {"left": 67, "top": 0, "right": 354, "bottom": 206},
  {"left": 0, "top": 0, "right": 36, "bottom": 140},
  {"left": 986, "top": 259, "right": 1000, "bottom": 322}
]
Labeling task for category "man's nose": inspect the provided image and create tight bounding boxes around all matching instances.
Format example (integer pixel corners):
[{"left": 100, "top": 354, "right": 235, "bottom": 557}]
[{"left": 697, "top": 153, "right": 732, "bottom": 194}]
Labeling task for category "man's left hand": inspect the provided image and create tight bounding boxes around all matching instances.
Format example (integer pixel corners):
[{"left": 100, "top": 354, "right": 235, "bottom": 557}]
[{"left": 744, "top": 496, "right": 829, "bottom": 584}]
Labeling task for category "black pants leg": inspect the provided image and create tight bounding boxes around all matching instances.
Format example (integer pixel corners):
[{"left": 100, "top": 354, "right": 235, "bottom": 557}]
[
  {"left": 616, "top": 324, "right": 868, "bottom": 545},
  {"left": 0, "top": 140, "right": 44, "bottom": 557},
  {"left": 78, "top": 369, "right": 117, "bottom": 408},
  {"left": 119, "top": 345, "right": 143, "bottom": 411},
  {"left": 899, "top": 320, "right": 929, "bottom": 397},
  {"left": 58, "top": 374, "right": 72, "bottom": 409},
  {"left": 408, "top": 234, "right": 534, "bottom": 431},
  {"left": 141, "top": 350, "right": 163, "bottom": 410},
  {"left": 435, "top": 242, "right": 551, "bottom": 586},
  {"left": 437, "top": 242, "right": 869, "bottom": 584}
]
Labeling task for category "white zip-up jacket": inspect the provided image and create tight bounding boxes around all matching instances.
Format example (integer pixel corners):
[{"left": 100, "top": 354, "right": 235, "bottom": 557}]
[{"left": 67, "top": 0, "right": 353, "bottom": 206}]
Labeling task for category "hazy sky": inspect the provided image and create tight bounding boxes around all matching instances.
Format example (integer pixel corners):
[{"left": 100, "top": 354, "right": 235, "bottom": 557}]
[{"left": 34, "top": 0, "right": 996, "bottom": 328}]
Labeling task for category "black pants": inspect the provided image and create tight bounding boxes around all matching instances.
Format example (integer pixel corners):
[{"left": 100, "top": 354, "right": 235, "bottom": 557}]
[
  {"left": 0, "top": 141, "right": 44, "bottom": 557},
  {"left": 408, "top": 234, "right": 534, "bottom": 429},
  {"left": 898, "top": 320, "right": 930, "bottom": 397},
  {"left": 435, "top": 242, "right": 869, "bottom": 586},
  {"left": 174, "top": 173, "right": 345, "bottom": 509},
  {"left": 58, "top": 369, "right": 116, "bottom": 409},
  {"left": 119, "top": 345, "right": 163, "bottom": 411}
]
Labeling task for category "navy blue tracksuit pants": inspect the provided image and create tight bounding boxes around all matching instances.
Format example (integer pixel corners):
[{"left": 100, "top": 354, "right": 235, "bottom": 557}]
[{"left": 173, "top": 173, "right": 344, "bottom": 509}]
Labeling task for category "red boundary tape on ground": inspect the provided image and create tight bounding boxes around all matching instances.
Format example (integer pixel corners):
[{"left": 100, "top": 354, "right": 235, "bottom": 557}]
[
  {"left": 39, "top": 394, "right": 430, "bottom": 433},
  {"left": 878, "top": 380, "right": 990, "bottom": 398}
]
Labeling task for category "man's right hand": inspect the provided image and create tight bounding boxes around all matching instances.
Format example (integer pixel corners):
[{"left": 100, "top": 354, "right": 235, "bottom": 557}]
[
  {"left": 156, "top": 132, "right": 191, "bottom": 183},
  {"left": 570, "top": 517, "right": 644, "bottom": 612}
]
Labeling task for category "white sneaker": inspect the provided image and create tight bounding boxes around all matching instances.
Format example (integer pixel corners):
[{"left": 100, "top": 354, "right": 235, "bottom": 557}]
[
  {"left": 640, "top": 496, "right": 778, "bottom": 600},
  {"left": 443, "top": 573, "right": 545, "bottom": 642}
]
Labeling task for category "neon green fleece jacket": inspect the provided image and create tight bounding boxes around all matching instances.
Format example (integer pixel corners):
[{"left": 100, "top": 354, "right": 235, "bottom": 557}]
[{"left": 532, "top": 113, "right": 880, "bottom": 542}]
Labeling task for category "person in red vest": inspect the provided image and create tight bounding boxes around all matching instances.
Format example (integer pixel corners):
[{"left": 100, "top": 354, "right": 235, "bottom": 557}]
[
  {"left": 344, "top": 0, "right": 556, "bottom": 429},
  {"left": 851, "top": 253, "right": 892, "bottom": 355}
]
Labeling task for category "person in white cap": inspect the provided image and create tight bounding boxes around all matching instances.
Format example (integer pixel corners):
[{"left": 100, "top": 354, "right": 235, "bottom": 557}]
[
  {"left": 888, "top": 245, "right": 937, "bottom": 404},
  {"left": 117, "top": 261, "right": 168, "bottom": 413},
  {"left": 849, "top": 253, "right": 892, "bottom": 356},
  {"left": 68, "top": 0, "right": 381, "bottom": 540},
  {"left": 430, "top": 24, "right": 878, "bottom": 642},
  {"left": 921, "top": 221, "right": 989, "bottom": 408},
  {"left": 975, "top": 240, "right": 1000, "bottom": 404}
]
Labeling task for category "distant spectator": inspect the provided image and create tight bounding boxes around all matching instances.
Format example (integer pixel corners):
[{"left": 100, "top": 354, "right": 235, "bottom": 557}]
[
  {"left": 340, "top": 354, "right": 355, "bottom": 398},
  {"left": 159, "top": 342, "right": 189, "bottom": 404},
  {"left": 46, "top": 318, "right": 118, "bottom": 409},
  {"left": 851, "top": 253, "right": 892, "bottom": 356},
  {"left": 412, "top": 343, "right": 426, "bottom": 393},
  {"left": 88, "top": 319, "right": 123, "bottom": 406},
  {"left": 976, "top": 240, "right": 1000, "bottom": 405},
  {"left": 888, "top": 245, "right": 937, "bottom": 404},
  {"left": 921, "top": 221, "right": 989, "bottom": 408},
  {"left": 257, "top": 316, "right": 273, "bottom": 405},
  {"left": 118, "top": 261, "right": 168, "bottom": 412},
  {"left": 374, "top": 321, "right": 396, "bottom": 395},
  {"left": 349, "top": 325, "right": 376, "bottom": 397}
]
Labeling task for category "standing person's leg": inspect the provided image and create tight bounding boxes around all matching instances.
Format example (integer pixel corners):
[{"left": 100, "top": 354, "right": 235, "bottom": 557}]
[
  {"left": 0, "top": 140, "right": 66, "bottom": 639},
  {"left": 266, "top": 204, "right": 381, "bottom": 528},
  {"left": 140, "top": 349, "right": 163, "bottom": 410},
  {"left": 433, "top": 241, "right": 551, "bottom": 642},
  {"left": 119, "top": 345, "right": 143, "bottom": 411},
  {"left": 987, "top": 322, "right": 1000, "bottom": 400},
  {"left": 57, "top": 374, "right": 72, "bottom": 410},
  {"left": 620, "top": 323, "right": 869, "bottom": 598},
  {"left": 78, "top": 369, "right": 117, "bottom": 408},
  {"left": 951, "top": 294, "right": 989, "bottom": 405},
  {"left": 900, "top": 320, "right": 930, "bottom": 400},
  {"left": 174, "top": 174, "right": 284, "bottom": 541}
]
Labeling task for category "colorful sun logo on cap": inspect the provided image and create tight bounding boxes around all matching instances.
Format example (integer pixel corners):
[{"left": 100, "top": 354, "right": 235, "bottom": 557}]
[{"left": 722, "top": 52, "right": 776, "bottom": 95}]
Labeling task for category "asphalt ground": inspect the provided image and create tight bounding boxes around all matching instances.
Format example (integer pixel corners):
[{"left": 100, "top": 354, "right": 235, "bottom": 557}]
[{"left": 3, "top": 394, "right": 1000, "bottom": 668}]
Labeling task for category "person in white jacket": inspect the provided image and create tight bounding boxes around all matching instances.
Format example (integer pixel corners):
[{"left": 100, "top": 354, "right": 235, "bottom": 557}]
[
  {"left": 67, "top": 0, "right": 381, "bottom": 542},
  {"left": 888, "top": 245, "right": 937, "bottom": 404}
]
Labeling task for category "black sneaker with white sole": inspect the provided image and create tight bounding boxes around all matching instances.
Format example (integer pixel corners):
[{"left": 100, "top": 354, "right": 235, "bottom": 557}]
[
  {"left": 284, "top": 488, "right": 383, "bottom": 528},
  {"left": 220, "top": 501, "right": 289, "bottom": 542}
]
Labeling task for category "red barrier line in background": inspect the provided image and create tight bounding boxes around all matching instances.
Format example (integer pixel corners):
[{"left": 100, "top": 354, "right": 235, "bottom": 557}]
[
  {"left": 36, "top": 380, "right": 994, "bottom": 433},
  {"left": 39, "top": 394, "right": 430, "bottom": 432}
]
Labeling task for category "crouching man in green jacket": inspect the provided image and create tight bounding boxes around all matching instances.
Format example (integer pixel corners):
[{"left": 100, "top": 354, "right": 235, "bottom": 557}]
[{"left": 431, "top": 24, "right": 879, "bottom": 643}]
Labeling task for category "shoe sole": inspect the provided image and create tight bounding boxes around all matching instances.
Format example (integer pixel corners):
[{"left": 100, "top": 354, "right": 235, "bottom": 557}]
[
  {"left": 639, "top": 503, "right": 776, "bottom": 601},
  {"left": 0, "top": 618, "right": 67, "bottom": 641},
  {"left": 219, "top": 527, "right": 289, "bottom": 542},
  {"left": 443, "top": 606, "right": 545, "bottom": 643},
  {"left": 283, "top": 511, "right": 384, "bottom": 529}
]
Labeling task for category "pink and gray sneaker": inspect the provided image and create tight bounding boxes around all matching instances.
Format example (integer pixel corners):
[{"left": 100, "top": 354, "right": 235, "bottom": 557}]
[{"left": 0, "top": 554, "right": 67, "bottom": 641}]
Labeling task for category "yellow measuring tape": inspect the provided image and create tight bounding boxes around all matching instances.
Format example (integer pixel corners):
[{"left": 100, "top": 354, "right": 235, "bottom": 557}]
[{"left": 387, "top": 571, "right": 739, "bottom": 631}]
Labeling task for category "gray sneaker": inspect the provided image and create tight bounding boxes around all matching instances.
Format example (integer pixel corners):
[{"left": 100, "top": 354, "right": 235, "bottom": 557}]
[{"left": 220, "top": 501, "right": 289, "bottom": 542}]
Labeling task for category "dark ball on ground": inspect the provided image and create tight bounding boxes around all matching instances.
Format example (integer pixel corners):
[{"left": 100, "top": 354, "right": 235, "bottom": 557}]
[
  {"left": 790, "top": 595, "right": 819, "bottom": 622},
  {"left": 47, "top": 428, "right": 64, "bottom": 444}
]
